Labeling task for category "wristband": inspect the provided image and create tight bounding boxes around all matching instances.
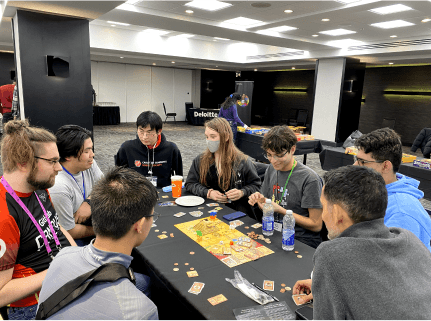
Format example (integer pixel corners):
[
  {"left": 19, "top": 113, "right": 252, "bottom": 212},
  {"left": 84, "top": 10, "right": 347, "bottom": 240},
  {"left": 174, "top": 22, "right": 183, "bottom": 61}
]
[{"left": 83, "top": 199, "right": 91, "bottom": 206}]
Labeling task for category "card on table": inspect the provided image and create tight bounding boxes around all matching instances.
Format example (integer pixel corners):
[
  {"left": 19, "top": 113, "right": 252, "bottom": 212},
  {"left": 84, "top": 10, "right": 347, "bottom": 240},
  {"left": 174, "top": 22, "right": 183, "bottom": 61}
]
[
  {"left": 214, "top": 207, "right": 223, "bottom": 211},
  {"left": 251, "top": 223, "right": 262, "bottom": 229},
  {"left": 188, "top": 282, "right": 205, "bottom": 295},
  {"left": 207, "top": 203, "right": 219, "bottom": 207},
  {"left": 161, "top": 195, "right": 169, "bottom": 198},
  {"left": 208, "top": 294, "right": 227, "bottom": 306},
  {"left": 157, "top": 234, "right": 168, "bottom": 239},
  {"left": 159, "top": 201, "right": 176, "bottom": 207},
  {"left": 174, "top": 212, "right": 186, "bottom": 218},
  {"left": 189, "top": 211, "right": 203, "bottom": 217},
  {"left": 187, "top": 271, "right": 199, "bottom": 278},
  {"left": 263, "top": 280, "right": 274, "bottom": 291},
  {"left": 230, "top": 220, "right": 244, "bottom": 227},
  {"left": 292, "top": 294, "right": 307, "bottom": 306}
]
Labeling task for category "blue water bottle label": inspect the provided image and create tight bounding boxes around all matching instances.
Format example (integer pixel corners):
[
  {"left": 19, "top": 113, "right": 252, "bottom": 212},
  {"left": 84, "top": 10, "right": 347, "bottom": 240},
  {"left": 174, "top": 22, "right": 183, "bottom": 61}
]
[
  {"left": 262, "top": 217, "right": 274, "bottom": 231},
  {"left": 282, "top": 230, "right": 295, "bottom": 246}
]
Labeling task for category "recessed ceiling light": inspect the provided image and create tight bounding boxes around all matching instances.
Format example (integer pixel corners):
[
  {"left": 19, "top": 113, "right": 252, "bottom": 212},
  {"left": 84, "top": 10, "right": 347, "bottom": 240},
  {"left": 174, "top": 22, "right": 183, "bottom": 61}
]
[
  {"left": 221, "top": 17, "right": 264, "bottom": 28},
  {"left": 107, "top": 21, "right": 131, "bottom": 26},
  {"left": 111, "top": 25, "right": 116, "bottom": 27},
  {"left": 254, "top": 69, "right": 258, "bottom": 71},
  {"left": 371, "top": 20, "right": 414, "bottom": 29},
  {"left": 284, "top": 9, "right": 293, "bottom": 13},
  {"left": 152, "top": 63, "right": 156, "bottom": 65},
  {"left": 390, "top": 35, "right": 397, "bottom": 38},
  {"left": 185, "top": 0, "right": 232, "bottom": 12},
  {"left": 120, "top": 57, "right": 124, "bottom": 59},
  {"left": 141, "top": 29, "right": 170, "bottom": 36},
  {"left": 216, "top": 66, "right": 218, "bottom": 67},
  {"left": 389, "top": 62, "right": 393, "bottom": 65},
  {"left": 172, "top": 61, "right": 175, "bottom": 64},
  {"left": 322, "top": 18, "right": 330, "bottom": 22},
  {"left": 174, "top": 34, "right": 195, "bottom": 38},
  {"left": 291, "top": 67, "right": 296, "bottom": 69},
  {"left": 319, "top": 28, "right": 356, "bottom": 36},
  {"left": 326, "top": 38, "right": 366, "bottom": 48},
  {"left": 214, "top": 37, "right": 230, "bottom": 41},
  {"left": 422, "top": 18, "right": 431, "bottom": 23},
  {"left": 185, "top": 10, "right": 194, "bottom": 14},
  {"left": 312, "top": 34, "right": 319, "bottom": 37},
  {"left": 369, "top": 4, "right": 413, "bottom": 15},
  {"left": 258, "top": 25, "right": 297, "bottom": 33}
]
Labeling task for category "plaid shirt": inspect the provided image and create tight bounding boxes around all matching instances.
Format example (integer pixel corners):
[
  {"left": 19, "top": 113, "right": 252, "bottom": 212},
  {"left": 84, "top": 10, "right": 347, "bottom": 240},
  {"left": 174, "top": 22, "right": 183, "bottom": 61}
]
[{"left": 12, "top": 85, "right": 19, "bottom": 118}]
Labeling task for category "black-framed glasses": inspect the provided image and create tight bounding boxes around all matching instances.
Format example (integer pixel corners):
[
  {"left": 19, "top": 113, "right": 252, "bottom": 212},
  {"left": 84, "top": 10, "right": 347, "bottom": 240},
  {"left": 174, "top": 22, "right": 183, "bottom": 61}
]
[
  {"left": 263, "top": 150, "right": 289, "bottom": 160},
  {"left": 34, "top": 156, "right": 60, "bottom": 167},
  {"left": 146, "top": 212, "right": 160, "bottom": 222},
  {"left": 137, "top": 127, "right": 157, "bottom": 137},
  {"left": 353, "top": 155, "right": 384, "bottom": 166}
]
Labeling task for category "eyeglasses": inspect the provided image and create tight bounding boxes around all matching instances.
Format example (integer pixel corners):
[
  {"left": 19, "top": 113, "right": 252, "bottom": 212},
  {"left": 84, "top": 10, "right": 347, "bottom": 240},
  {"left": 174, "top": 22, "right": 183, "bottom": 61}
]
[
  {"left": 145, "top": 212, "right": 160, "bottom": 222},
  {"left": 34, "top": 156, "right": 60, "bottom": 167},
  {"left": 264, "top": 150, "right": 289, "bottom": 160},
  {"left": 353, "top": 155, "right": 384, "bottom": 166},
  {"left": 138, "top": 128, "right": 157, "bottom": 137}
]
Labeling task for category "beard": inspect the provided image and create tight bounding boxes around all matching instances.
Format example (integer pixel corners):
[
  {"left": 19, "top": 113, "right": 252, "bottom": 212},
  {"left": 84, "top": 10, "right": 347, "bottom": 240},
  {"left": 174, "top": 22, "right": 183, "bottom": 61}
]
[
  {"left": 27, "top": 167, "right": 55, "bottom": 190},
  {"left": 327, "top": 227, "right": 341, "bottom": 240}
]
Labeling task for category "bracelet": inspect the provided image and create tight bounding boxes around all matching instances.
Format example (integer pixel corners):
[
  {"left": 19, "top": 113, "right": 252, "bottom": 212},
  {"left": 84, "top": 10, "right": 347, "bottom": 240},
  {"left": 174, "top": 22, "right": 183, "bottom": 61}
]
[
  {"left": 207, "top": 189, "right": 214, "bottom": 199},
  {"left": 83, "top": 199, "right": 91, "bottom": 206}
]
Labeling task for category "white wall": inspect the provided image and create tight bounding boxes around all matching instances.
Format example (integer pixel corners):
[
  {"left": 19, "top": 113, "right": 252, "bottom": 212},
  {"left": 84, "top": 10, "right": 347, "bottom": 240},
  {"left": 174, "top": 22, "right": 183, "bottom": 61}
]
[
  {"left": 311, "top": 58, "right": 345, "bottom": 142},
  {"left": 91, "top": 61, "right": 194, "bottom": 123}
]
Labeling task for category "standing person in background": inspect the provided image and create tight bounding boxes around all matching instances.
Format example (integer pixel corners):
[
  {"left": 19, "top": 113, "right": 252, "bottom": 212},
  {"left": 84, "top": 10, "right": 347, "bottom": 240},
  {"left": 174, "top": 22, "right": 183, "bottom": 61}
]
[
  {"left": 0, "top": 81, "right": 15, "bottom": 125},
  {"left": 218, "top": 93, "right": 249, "bottom": 143},
  {"left": 11, "top": 81, "right": 19, "bottom": 120}
]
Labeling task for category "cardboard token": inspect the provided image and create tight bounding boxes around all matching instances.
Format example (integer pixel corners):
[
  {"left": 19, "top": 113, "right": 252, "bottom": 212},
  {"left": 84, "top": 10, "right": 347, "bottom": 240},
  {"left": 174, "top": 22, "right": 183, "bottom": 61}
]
[
  {"left": 162, "top": 195, "right": 169, "bottom": 198},
  {"left": 297, "top": 255, "right": 302, "bottom": 258},
  {"left": 190, "top": 267, "right": 195, "bottom": 271},
  {"left": 190, "top": 251, "right": 195, "bottom": 255},
  {"left": 281, "top": 283, "right": 286, "bottom": 287},
  {"left": 294, "top": 251, "right": 299, "bottom": 254},
  {"left": 185, "top": 263, "right": 189, "bottom": 265},
  {"left": 187, "top": 270, "right": 199, "bottom": 278},
  {"left": 162, "top": 231, "right": 167, "bottom": 234},
  {"left": 174, "top": 263, "right": 178, "bottom": 266},
  {"left": 173, "top": 268, "right": 179, "bottom": 271},
  {"left": 244, "top": 226, "right": 249, "bottom": 229},
  {"left": 154, "top": 229, "right": 159, "bottom": 232},
  {"left": 280, "top": 288, "right": 286, "bottom": 293},
  {"left": 285, "top": 287, "right": 292, "bottom": 291},
  {"left": 170, "top": 233, "right": 174, "bottom": 237}
]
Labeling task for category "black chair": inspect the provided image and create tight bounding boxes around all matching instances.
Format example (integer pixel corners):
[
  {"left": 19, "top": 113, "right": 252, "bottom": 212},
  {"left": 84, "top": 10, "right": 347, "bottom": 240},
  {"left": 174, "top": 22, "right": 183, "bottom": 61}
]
[
  {"left": 382, "top": 118, "right": 395, "bottom": 129},
  {"left": 0, "top": 306, "right": 8, "bottom": 320},
  {"left": 163, "top": 103, "right": 176, "bottom": 124},
  {"left": 185, "top": 102, "right": 193, "bottom": 124}
]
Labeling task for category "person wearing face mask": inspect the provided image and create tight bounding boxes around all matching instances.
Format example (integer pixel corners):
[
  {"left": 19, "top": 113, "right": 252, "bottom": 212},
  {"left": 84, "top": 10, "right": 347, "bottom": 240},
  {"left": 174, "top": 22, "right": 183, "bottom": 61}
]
[
  {"left": 185, "top": 117, "right": 261, "bottom": 215},
  {"left": 218, "top": 92, "right": 249, "bottom": 143},
  {"left": 116, "top": 111, "right": 183, "bottom": 188}
]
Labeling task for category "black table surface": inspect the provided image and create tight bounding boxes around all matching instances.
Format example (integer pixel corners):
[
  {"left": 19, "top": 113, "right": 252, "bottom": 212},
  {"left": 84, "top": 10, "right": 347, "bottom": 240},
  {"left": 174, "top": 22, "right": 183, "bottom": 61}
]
[
  {"left": 136, "top": 190, "right": 315, "bottom": 320},
  {"left": 319, "top": 146, "right": 431, "bottom": 199},
  {"left": 237, "top": 132, "right": 323, "bottom": 163}
]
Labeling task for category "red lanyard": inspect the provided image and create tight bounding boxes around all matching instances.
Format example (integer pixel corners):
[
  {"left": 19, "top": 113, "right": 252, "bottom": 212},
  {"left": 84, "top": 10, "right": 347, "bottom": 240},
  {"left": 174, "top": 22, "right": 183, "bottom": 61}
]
[{"left": 1, "top": 177, "right": 61, "bottom": 259}]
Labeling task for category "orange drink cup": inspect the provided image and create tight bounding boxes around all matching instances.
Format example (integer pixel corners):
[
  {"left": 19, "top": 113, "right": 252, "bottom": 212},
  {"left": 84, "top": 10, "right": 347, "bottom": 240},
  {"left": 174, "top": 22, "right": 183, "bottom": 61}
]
[{"left": 171, "top": 175, "right": 183, "bottom": 198}]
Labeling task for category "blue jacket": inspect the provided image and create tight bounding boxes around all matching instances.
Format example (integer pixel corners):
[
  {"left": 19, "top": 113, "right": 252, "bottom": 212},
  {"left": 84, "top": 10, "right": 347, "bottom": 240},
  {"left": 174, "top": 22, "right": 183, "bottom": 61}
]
[{"left": 385, "top": 173, "right": 431, "bottom": 251}]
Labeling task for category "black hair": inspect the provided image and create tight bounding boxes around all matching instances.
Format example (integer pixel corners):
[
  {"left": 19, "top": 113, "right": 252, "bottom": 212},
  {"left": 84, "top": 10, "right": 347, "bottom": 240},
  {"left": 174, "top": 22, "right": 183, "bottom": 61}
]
[
  {"left": 55, "top": 125, "right": 92, "bottom": 163},
  {"left": 354, "top": 128, "right": 402, "bottom": 173},
  {"left": 262, "top": 125, "right": 297, "bottom": 154},
  {"left": 221, "top": 92, "right": 241, "bottom": 110},
  {"left": 323, "top": 166, "right": 387, "bottom": 224},
  {"left": 136, "top": 111, "right": 163, "bottom": 132},
  {"left": 91, "top": 167, "right": 159, "bottom": 240}
]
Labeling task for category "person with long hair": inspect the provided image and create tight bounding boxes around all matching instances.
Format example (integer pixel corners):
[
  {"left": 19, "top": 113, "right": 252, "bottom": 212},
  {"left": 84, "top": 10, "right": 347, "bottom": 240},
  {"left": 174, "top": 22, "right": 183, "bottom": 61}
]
[
  {"left": 218, "top": 92, "right": 249, "bottom": 142},
  {"left": 185, "top": 118, "right": 260, "bottom": 215}
]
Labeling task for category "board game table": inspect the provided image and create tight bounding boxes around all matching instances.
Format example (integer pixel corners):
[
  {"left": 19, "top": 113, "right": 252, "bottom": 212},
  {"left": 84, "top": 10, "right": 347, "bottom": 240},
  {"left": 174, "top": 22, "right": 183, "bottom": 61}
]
[{"left": 133, "top": 190, "right": 316, "bottom": 320}]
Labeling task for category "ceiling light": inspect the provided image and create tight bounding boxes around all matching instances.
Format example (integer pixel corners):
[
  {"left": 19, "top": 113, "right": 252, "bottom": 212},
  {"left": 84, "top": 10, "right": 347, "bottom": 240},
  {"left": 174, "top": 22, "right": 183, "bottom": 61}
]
[
  {"left": 284, "top": 9, "right": 293, "bottom": 13},
  {"left": 312, "top": 34, "right": 319, "bottom": 37},
  {"left": 216, "top": 66, "right": 218, "bottom": 67},
  {"left": 174, "top": 34, "right": 195, "bottom": 38},
  {"left": 111, "top": 25, "right": 116, "bottom": 27},
  {"left": 254, "top": 69, "right": 258, "bottom": 71},
  {"left": 258, "top": 25, "right": 297, "bottom": 33},
  {"left": 185, "top": 0, "right": 232, "bottom": 12},
  {"left": 222, "top": 17, "right": 264, "bottom": 28},
  {"left": 141, "top": 29, "right": 170, "bottom": 36},
  {"left": 120, "top": 57, "right": 124, "bottom": 59},
  {"left": 371, "top": 20, "right": 414, "bottom": 29},
  {"left": 214, "top": 37, "right": 230, "bottom": 41},
  {"left": 152, "top": 63, "right": 156, "bottom": 65},
  {"left": 389, "top": 62, "right": 393, "bottom": 65},
  {"left": 422, "top": 18, "right": 431, "bottom": 23},
  {"left": 126, "top": 0, "right": 141, "bottom": 4},
  {"left": 390, "top": 35, "right": 397, "bottom": 38},
  {"left": 319, "top": 28, "right": 356, "bottom": 36},
  {"left": 107, "top": 21, "right": 130, "bottom": 26},
  {"left": 369, "top": 4, "right": 413, "bottom": 15},
  {"left": 326, "top": 38, "right": 366, "bottom": 48},
  {"left": 292, "top": 67, "right": 296, "bottom": 69},
  {"left": 322, "top": 18, "right": 330, "bottom": 22},
  {"left": 172, "top": 61, "right": 175, "bottom": 64},
  {"left": 185, "top": 10, "right": 194, "bottom": 14}
]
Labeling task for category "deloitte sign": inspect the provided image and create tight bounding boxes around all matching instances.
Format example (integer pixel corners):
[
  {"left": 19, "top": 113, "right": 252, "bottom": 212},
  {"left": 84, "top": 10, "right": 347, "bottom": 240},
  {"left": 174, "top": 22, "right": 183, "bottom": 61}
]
[{"left": 194, "top": 111, "right": 218, "bottom": 118}]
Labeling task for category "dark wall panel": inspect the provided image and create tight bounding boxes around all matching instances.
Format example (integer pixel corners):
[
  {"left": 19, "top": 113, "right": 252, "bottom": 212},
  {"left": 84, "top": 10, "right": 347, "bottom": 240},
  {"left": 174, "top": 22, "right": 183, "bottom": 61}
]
[
  {"left": 0, "top": 53, "right": 15, "bottom": 86},
  {"left": 359, "top": 65, "right": 431, "bottom": 145},
  {"left": 16, "top": 10, "right": 92, "bottom": 134},
  {"left": 201, "top": 70, "right": 236, "bottom": 109}
]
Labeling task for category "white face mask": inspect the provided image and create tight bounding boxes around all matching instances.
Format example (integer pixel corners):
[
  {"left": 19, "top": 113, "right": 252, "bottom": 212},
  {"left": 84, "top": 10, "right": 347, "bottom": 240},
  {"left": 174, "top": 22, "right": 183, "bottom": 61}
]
[{"left": 206, "top": 139, "right": 220, "bottom": 153}]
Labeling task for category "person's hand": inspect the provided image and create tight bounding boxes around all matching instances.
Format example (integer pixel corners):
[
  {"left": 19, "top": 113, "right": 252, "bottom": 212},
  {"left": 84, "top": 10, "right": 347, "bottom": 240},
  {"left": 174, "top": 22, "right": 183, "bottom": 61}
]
[
  {"left": 248, "top": 192, "right": 265, "bottom": 208},
  {"left": 225, "top": 188, "right": 244, "bottom": 201},
  {"left": 293, "top": 279, "right": 313, "bottom": 304},
  {"left": 244, "top": 124, "right": 248, "bottom": 129},
  {"left": 209, "top": 190, "right": 228, "bottom": 203},
  {"left": 74, "top": 202, "right": 91, "bottom": 224}
]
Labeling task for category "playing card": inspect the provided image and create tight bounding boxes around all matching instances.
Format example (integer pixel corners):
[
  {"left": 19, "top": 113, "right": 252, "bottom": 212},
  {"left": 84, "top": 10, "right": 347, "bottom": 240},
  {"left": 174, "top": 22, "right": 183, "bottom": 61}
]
[
  {"left": 214, "top": 207, "right": 223, "bottom": 211},
  {"left": 187, "top": 271, "right": 199, "bottom": 278},
  {"left": 161, "top": 195, "right": 169, "bottom": 198},
  {"left": 223, "top": 247, "right": 231, "bottom": 255},
  {"left": 263, "top": 280, "right": 274, "bottom": 291},
  {"left": 208, "top": 294, "right": 227, "bottom": 306},
  {"left": 174, "top": 212, "right": 186, "bottom": 218},
  {"left": 251, "top": 223, "right": 262, "bottom": 229},
  {"left": 207, "top": 203, "right": 219, "bottom": 207},
  {"left": 230, "top": 220, "right": 244, "bottom": 227},
  {"left": 230, "top": 244, "right": 244, "bottom": 252},
  {"left": 188, "top": 282, "right": 205, "bottom": 295},
  {"left": 158, "top": 201, "right": 176, "bottom": 207},
  {"left": 198, "top": 207, "right": 204, "bottom": 209},
  {"left": 244, "top": 252, "right": 260, "bottom": 260},
  {"left": 292, "top": 294, "right": 307, "bottom": 306},
  {"left": 189, "top": 211, "right": 203, "bottom": 217},
  {"left": 221, "top": 256, "right": 236, "bottom": 267},
  {"left": 157, "top": 234, "right": 168, "bottom": 239}
]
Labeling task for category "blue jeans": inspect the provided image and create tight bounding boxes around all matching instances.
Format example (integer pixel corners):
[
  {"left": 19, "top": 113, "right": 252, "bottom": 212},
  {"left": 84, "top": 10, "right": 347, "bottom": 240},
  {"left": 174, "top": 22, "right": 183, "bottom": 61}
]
[
  {"left": 135, "top": 272, "right": 151, "bottom": 298},
  {"left": 8, "top": 304, "right": 37, "bottom": 320}
]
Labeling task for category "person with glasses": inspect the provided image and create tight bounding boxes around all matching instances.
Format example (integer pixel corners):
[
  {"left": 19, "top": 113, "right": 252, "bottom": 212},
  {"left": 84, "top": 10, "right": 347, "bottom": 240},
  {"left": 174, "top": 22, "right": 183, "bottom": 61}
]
[
  {"left": 186, "top": 117, "right": 260, "bottom": 216},
  {"left": 0, "top": 120, "right": 75, "bottom": 320},
  {"left": 37, "top": 167, "right": 159, "bottom": 320},
  {"left": 116, "top": 111, "right": 183, "bottom": 187},
  {"left": 354, "top": 128, "right": 431, "bottom": 251},
  {"left": 248, "top": 126, "right": 323, "bottom": 248},
  {"left": 48, "top": 125, "right": 104, "bottom": 247}
]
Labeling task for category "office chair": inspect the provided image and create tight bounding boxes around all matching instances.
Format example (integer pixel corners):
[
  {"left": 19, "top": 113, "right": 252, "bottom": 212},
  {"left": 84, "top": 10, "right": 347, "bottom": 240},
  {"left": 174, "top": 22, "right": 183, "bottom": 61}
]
[{"left": 163, "top": 103, "right": 176, "bottom": 124}]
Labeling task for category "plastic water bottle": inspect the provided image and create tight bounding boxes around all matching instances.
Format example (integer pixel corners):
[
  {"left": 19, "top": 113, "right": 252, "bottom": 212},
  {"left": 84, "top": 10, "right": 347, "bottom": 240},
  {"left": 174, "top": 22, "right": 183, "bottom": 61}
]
[
  {"left": 282, "top": 210, "right": 295, "bottom": 251},
  {"left": 262, "top": 199, "right": 274, "bottom": 236}
]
